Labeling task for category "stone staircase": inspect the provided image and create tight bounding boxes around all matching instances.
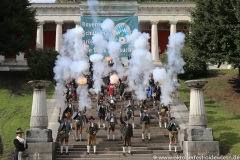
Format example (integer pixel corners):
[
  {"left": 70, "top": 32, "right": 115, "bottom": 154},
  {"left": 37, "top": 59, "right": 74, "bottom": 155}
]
[{"left": 54, "top": 95, "right": 183, "bottom": 160}]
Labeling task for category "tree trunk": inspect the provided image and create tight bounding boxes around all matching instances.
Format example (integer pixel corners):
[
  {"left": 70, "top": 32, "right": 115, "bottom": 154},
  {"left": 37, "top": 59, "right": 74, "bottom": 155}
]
[{"left": 238, "top": 66, "right": 240, "bottom": 79}]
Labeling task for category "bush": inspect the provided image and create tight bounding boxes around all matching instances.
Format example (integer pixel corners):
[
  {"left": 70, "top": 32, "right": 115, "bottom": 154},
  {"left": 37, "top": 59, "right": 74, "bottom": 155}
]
[
  {"left": 27, "top": 48, "right": 58, "bottom": 80},
  {"left": 180, "top": 46, "right": 207, "bottom": 79}
]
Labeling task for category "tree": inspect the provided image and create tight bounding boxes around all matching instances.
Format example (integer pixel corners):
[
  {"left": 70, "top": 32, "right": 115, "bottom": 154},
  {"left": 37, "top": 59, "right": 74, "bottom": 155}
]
[
  {"left": 27, "top": 48, "right": 58, "bottom": 80},
  {"left": 189, "top": 0, "right": 240, "bottom": 77},
  {"left": 0, "top": 0, "right": 38, "bottom": 56},
  {"left": 180, "top": 46, "right": 207, "bottom": 79}
]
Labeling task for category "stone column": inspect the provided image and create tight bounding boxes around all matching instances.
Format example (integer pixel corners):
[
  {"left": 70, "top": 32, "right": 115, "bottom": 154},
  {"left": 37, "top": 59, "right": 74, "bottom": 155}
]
[
  {"left": 151, "top": 20, "right": 160, "bottom": 62},
  {"left": 182, "top": 80, "right": 219, "bottom": 157},
  {"left": 26, "top": 80, "right": 55, "bottom": 160},
  {"left": 27, "top": 80, "right": 53, "bottom": 142},
  {"left": 55, "top": 21, "right": 63, "bottom": 52},
  {"left": 36, "top": 21, "right": 44, "bottom": 49},
  {"left": 169, "top": 21, "right": 177, "bottom": 35},
  {"left": 75, "top": 21, "right": 80, "bottom": 28},
  {"left": 186, "top": 80, "right": 207, "bottom": 128}
]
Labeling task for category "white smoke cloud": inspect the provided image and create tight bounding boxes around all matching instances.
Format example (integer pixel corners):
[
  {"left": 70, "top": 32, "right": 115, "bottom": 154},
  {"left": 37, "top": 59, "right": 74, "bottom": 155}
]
[
  {"left": 126, "top": 29, "right": 154, "bottom": 100},
  {"left": 153, "top": 32, "right": 185, "bottom": 105},
  {"left": 87, "top": 0, "right": 99, "bottom": 24},
  {"left": 53, "top": 27, "right": 91, "bottom": 110},
  {"left": 90, "top": 54, "right": 110, "bottom": 93},
  {"left": 78, "top": 85, "right": 91, "bottom": 110},
  {"left": 107, "top": 41, "right": 125, "bottom": 78},
  {"left": 92, "top": 33, "right": 108, "bottom": 54}
]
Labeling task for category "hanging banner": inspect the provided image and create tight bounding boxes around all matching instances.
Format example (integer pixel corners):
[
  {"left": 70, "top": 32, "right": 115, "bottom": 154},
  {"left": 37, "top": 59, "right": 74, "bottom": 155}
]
[{"left": 81, "top": 16, "right": 138, "bottom": 57}]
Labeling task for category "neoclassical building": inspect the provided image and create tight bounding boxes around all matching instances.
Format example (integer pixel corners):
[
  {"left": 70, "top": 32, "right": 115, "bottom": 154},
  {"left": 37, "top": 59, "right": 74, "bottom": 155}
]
[{"left": 0, "top": 1, "right": 195, "bottom": 71}]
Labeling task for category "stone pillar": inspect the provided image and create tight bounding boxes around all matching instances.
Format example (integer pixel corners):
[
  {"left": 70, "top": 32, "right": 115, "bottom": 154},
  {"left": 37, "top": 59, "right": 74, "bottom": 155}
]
[
  {"left": 188, "top": 80, "right": 207, "bottom": 128},
  {"left": 36, "top": 21, "right": 44, "bottom": 49},
  {"left": 75, "top": 21, "right": 80, "bottom": 28},
  {"left": 26, "top": 80, "right": 55, "bottom": 160},
  {"left": 27, "top": 80, "right": 53, "bottom": 142},
  {"left": 170, "top": 21, "right": 177, "bottom": 35},
  {"left": 182, "top": 80, "right": 219, "bottom": 158},
  {"left": 151, "top": 20, "right": 160, "bottom": 62},
  {"left": 55, "top": 21, "right": 63, "bottom": 52}
]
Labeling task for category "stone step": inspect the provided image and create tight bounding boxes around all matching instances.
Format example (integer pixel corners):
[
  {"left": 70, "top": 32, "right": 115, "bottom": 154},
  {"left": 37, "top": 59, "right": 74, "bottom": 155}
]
[
  {"left": 56, "top": 146, "right": 181, "bottom": 151},
  {"left": 54, "top": 152, "right": 183, "bottom": 159}
]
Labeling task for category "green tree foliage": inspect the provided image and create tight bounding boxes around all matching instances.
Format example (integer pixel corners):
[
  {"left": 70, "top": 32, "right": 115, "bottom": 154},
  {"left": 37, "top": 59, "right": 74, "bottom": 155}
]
[
  {"left": 180, "top": 46, "right": 207, "bottom": 79},
  {"left": 189, "top": 0, "right": 240, "bottom": 76},
  {"left": 0, "top": 0, "right": 38, "bottom": 56},
  {"left": 27, "top": 48, "right": 58, "bottom": 80}
]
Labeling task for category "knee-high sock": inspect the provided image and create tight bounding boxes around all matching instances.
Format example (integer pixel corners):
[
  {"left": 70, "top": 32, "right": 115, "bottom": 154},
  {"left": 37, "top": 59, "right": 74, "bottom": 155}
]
[
  {"left": 93, "top": 145, "right": 96, "bottom": 153},
  {"left": 164, "top": 123, "right": 167, "bottom": 128},
  {"left": 112, "top": 134, "right": 115, "bottom": 140},
  {"left": 132, "top": 123, "right": 135, "bottom": 129},
  {"left": 98, "top": 123, "right": 100, "bottom": 128},
  {"left": 87, "top": 145, "right": 90, "bottom": 153},
  {"left": 60, "top": 145, "right": 63, "bottom": 153},
  {"left": 159, "top": 121, "right": 161, "bottom": 127},
  {"left": 148, "top": 133, "right": 151, "bottom": 139},
  {"left": 75, "top": 132, "right": 78, "bottom": 140},
  {"left": 169, "top": 144, "right": 171, "bottom": 151},
  {"left": 128, "top": 146, "right": 131, "bottom": 153},
  {"left": 65, "top": 146, "right": 68, "bottom": 153},
  {"left": 107, "top": 134, "right": 110, "bottom": 140},
  {"left": 79, "top": 134, "right": 82, "bottom": 140},
  {"left": 103, "top": 123, "right": 105, "bottom": 128},
  {"left": 122, "top": 147, "right": 126, "bottom": 153},
  {"left": 142, "top": 133, "right": 144, "bottom": 139},
  {"left": 174, "top": 146, "right": 177, "bottom": 152}
]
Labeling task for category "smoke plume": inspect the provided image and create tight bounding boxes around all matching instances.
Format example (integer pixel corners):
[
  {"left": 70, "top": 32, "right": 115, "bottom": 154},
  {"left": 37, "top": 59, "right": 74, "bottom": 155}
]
[{"left": 153, "top": 32, "right": 185, "bottom": 105}]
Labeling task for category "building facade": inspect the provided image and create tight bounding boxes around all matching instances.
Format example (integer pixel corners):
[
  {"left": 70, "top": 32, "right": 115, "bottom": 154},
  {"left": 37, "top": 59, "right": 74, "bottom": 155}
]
[{"left": 0, "top": 1, "right": 195, "bottom": 71}]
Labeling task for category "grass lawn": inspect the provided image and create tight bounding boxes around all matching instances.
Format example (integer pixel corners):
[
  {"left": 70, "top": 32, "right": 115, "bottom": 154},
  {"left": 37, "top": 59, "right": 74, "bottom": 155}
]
[
  {"left": 0, "top": 72, "right": 54, "bottom": 160},
  {"left": 179, "top": 69, "right": 240, "bottom": 156}
]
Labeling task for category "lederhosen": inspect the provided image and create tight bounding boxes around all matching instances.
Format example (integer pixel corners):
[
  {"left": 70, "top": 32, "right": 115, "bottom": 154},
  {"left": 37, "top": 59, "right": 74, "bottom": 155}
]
[
  {"left": 98, "top": 106, "right": 106, "bottom": 120},
  {"left": 87, "top": 123, "right": 98, "bottom": 146},
  {"left": 108, "top": 114, "right": 117, "bottom": 132},
  {"left": 123, "top": 123, "right": 132, "bottom": 147},
  {"left": 59, "top": 123, "right": 69, "bottom": 143},
  {"left": 74, "top": 114, "right": 83, "bottom": 131},
  {"left": 168, "top": 123, "right": 178, "bottom": 142},
  {"left": 142, "top": 114, "right": 150, "bottom": 133}
]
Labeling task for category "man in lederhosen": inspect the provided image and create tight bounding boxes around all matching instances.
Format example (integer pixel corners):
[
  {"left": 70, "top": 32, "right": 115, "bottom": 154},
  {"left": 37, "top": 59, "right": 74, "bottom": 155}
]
[
  {"left": 86, "top": 116, "right": 99, "bottom": 155},
  {"left": 106, "top": 108, "right": 118, "bottom": 141},
  {"left": 167, "top": 117, "right": 180, "bottom": 152},
  {"left": 58, "top": 115, "right": 72, "bottom": 155},
  {"left": 72, "top": 109, "right": 86, "bottom": 141},
  {"left": 120, "top": 112, "right": 133, "bottom": 155},
  {"left": 124, "top": 98, "right": 135, "bottom": 129},
  {"left": 140, "top": 107, "right": 154, "bottom": 141},
  {"left": 97, "top": 100, "right": 107, "bottom": 129},
  {"left": 13, "top": 128, "right": 28, "bottom": 160},
  {"left": 158, "top": 104, "right": 169, "bottom": 128}
]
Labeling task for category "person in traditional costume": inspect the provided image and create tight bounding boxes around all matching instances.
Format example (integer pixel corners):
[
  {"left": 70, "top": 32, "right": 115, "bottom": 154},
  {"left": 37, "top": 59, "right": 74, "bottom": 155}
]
[
  {"left": 13, "top": 128, "right": 28, "bottom": 160},
  {"left": 86, "top": 116, "right": 99, "bottom": 155},
  {"left": 58, "top": 115, "right": 72, "bottom": 155},
  {"left": 120, "top": 113, "right": 133, "bottom": 155}
]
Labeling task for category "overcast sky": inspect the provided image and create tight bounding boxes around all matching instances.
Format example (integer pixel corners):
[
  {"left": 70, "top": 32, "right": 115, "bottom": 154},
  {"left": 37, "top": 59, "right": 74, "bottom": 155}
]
[{"left": 30, "top": 0, "right": 55, "bottom": 3}]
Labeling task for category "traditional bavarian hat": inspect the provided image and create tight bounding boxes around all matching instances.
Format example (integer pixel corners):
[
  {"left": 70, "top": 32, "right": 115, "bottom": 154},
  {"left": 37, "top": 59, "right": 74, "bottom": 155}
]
[
  {"left": 89, "top": 116, "right": 95, "bottom": 120},
  {"left": 16, "top": 128, "right": 24, "bottom": 134}
]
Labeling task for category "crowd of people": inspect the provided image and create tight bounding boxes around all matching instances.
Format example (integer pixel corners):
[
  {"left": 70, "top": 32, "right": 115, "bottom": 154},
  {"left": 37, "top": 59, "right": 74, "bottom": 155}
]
[{"left": 57, "top": 75, "right": 180, "bottom": 155}]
